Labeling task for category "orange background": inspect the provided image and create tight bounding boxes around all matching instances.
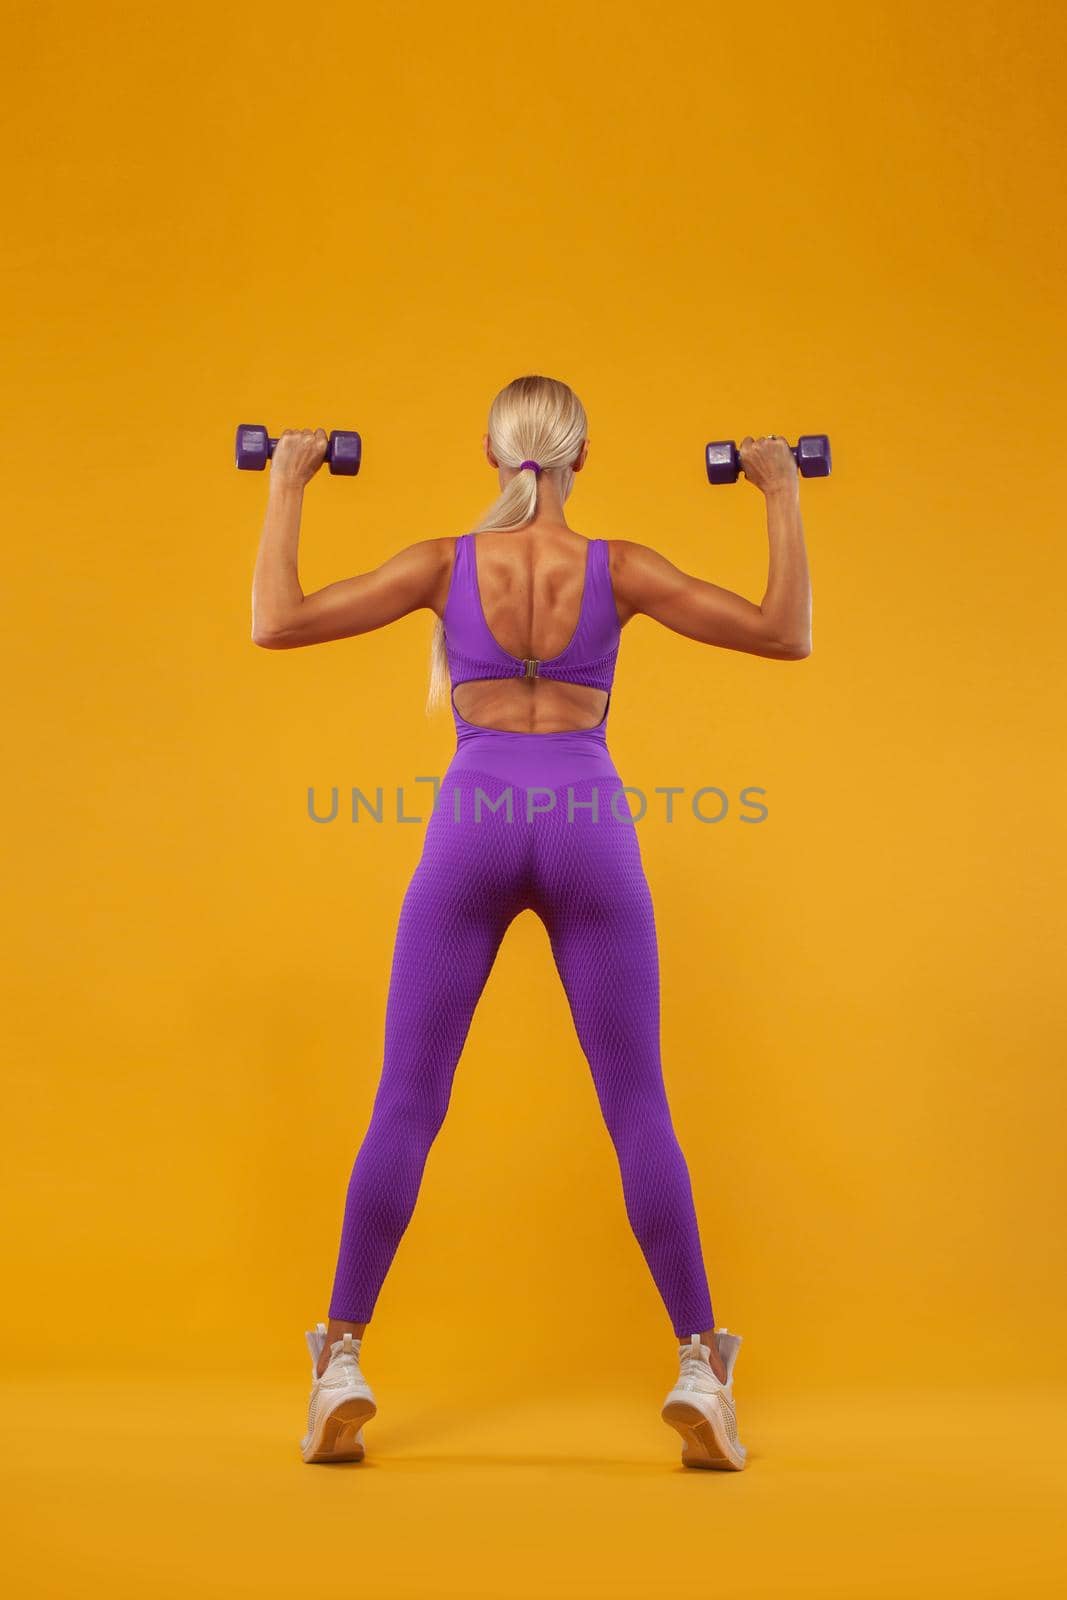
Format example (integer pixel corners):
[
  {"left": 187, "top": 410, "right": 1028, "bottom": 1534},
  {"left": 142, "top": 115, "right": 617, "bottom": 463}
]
[{"left": 3, "top": 2, "right": 1065, "bottom": 1595}]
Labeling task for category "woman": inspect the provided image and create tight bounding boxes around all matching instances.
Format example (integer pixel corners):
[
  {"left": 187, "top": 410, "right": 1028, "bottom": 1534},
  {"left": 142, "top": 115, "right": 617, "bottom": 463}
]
[{"left": 251, "top": 375, "right": 812, "bottom": 1470}]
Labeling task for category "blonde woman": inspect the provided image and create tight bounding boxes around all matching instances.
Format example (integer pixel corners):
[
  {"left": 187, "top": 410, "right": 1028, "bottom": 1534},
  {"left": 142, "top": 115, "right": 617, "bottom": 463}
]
[{"left": 251, "top": 375, "right": 811, "bottom": 1469}]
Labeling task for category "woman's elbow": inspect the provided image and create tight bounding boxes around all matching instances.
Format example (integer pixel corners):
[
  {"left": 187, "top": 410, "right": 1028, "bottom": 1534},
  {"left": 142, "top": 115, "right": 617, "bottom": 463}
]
[
  {"left": 764, "top": 633, "right": 811, "bottom": 660},
  {"left": 252, "top": 624, "right": 295, "bottom": 649}
]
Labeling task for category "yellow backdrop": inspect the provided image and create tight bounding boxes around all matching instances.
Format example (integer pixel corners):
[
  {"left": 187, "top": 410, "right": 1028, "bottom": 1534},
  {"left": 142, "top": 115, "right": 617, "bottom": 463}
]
[{"left": 3, "top": 2, "right": 1065, "bottom": 1596}]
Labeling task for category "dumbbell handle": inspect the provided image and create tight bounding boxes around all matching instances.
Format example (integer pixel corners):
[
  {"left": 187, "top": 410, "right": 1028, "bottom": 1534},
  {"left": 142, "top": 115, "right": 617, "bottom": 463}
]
[{"left": 261, "top": 434, "right": 330, "bottom": 459}]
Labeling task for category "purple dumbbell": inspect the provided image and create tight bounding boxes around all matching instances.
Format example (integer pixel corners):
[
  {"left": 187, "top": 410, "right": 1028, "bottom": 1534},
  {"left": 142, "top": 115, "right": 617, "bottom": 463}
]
[
  {"left": 234, "top": 423, "right": 362, "bottom": 477},
  {"left": 705, "top": 433, "right": 831, "bottom": 485}
]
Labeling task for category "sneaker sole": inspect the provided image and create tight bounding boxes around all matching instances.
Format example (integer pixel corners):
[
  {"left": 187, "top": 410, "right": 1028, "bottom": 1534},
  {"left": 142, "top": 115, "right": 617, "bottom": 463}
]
[
  {"left": 661, "top": 1398, "right": 747, "bottom": 1471},
  {"left": 301, "top": 1396, "right": 377, "bottom": 1464}
]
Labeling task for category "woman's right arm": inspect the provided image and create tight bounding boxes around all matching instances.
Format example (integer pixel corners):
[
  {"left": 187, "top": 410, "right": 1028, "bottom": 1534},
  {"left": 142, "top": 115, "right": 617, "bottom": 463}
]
[
  {"left": 611, "top": 436, "right": 813, "bottom": 661},
  {"left": 251, "top": 428, "right": 450, "bottom": 649}
]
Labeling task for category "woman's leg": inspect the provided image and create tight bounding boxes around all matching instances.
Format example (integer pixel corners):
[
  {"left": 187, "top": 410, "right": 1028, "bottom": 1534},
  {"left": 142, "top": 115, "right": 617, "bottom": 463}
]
[
  {"left": 326, "top": 777, "right": 522, "bottom": 1346},
  {"left": 535, "top": 780, "right": 717, "bottom": 1344}
]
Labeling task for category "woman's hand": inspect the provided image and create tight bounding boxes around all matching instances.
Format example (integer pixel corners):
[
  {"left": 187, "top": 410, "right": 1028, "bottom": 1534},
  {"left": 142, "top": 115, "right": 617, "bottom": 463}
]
[
  {"left": 738, "top": 434, "right": 798, "bottom": 495},
  {"left": 271, "top": 427, "right": 329, "bottom": 489}
]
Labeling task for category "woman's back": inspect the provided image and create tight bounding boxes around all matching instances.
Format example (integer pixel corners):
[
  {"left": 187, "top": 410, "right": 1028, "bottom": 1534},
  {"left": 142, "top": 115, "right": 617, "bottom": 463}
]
[{"left": 444, "top": 527, "right": 622, "bottom": 736}]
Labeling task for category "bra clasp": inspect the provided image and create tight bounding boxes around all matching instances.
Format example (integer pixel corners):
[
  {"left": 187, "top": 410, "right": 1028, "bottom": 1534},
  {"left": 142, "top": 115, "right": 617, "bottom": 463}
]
[{"left": 522, "top": 658, "right": 540, "bottom": 681}]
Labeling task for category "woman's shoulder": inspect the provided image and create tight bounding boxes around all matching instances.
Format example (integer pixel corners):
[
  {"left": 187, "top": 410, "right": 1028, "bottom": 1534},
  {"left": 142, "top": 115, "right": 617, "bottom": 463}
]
[
  {"left": 602, "top": 535, "right": 667, "bottom": 584},
  {"left": 412, "top": 533, "right": 465, "bottom": 575},
  {"left": 601, "top": 538, "right": 673, "bottom": 627}
]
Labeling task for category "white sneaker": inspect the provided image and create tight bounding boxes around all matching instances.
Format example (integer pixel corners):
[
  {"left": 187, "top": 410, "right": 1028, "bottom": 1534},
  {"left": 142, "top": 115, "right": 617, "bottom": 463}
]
[
  {"left": 661, "top": 1328, "right": 747, "bottom": 1470},
  {"left": 299, "top": 1322, "right": 377, "bottom": 1464}
]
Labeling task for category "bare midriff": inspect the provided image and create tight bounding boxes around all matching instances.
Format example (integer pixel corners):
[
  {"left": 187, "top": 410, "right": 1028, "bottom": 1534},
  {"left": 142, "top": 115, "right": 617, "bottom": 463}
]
[{"left": 452, "top": 676, "right": 609, "bottom": 734}]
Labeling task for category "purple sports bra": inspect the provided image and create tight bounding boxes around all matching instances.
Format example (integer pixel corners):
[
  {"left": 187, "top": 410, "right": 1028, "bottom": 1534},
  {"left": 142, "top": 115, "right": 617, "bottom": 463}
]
[{"left": 444, "top": 533, "right": 621, "bottom": 732}]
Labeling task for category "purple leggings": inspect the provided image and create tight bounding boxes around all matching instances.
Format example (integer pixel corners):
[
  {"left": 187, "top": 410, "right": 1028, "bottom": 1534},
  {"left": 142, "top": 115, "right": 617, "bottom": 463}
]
[{"left": 328, "top": 728, "right": 715, "bottom": 1337}]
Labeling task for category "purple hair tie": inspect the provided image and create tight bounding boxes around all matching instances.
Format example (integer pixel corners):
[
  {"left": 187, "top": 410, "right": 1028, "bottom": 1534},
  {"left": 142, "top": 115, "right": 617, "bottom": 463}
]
[{"left": 519, "top": 459, "right": 542, "bottom": 474}]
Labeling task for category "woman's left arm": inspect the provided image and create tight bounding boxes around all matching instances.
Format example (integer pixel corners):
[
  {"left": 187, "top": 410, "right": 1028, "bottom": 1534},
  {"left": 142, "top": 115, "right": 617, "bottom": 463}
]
[{"left": 251, "top": 428, "right": 448, "bottom": 649}]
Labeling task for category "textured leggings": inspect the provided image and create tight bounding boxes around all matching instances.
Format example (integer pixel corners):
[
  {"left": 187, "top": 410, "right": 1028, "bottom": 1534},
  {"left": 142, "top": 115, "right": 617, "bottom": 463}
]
[{"left": 327, "top": 728, "right": 715, "bottom": 1337}]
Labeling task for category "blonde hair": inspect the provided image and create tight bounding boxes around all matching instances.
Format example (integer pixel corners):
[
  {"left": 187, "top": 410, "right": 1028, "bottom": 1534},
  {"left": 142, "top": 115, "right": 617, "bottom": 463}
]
[{"left": 425, "top": 374, "right": 589, "bottom": 714}]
